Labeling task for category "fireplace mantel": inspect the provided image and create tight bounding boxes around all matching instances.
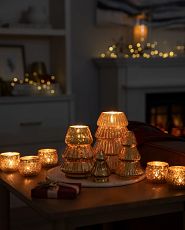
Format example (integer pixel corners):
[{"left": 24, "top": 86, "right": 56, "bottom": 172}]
[{"left": 94, "top": 57, "right": 185, "bottom": 122}]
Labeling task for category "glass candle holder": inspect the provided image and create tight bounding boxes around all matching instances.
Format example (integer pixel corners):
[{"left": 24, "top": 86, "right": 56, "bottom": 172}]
[
  {"left": 0, "top": 152, "right": 20, "bottom": 173},
  {"left": 146, "top": 161, "right": 169, "bottom": 183},
  {"left": 167, "top": 166, "right": 185, "bottom": 189},
  {"left": 18, "top": 156, "right": 41, "bottom": 177},
  {"left": 38, "top": 148, "right": 58, "bottom": 167},
  {"left": 65, "top": 125, "right": 93, "bottom": 145},
  {"left": 97, "top": 111, "right": 128, "bottom": 127}
]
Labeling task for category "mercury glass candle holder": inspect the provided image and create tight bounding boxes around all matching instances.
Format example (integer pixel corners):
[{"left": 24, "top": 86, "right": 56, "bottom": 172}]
[
  {"left": 61, "top": 160, "right": 93, "bottom": 178},
  {"left": 119, "top": 146, "right": 141, "bottom": 161},
  {"left": 0, "top": 152, "right": 20, "bottom": 173},
  {"left": 97, "top": 111, "right": 128, "bottom": 127},
  {"left": 91, "top": 152, "right": 110, "bottom": 183},
  {"left": 146, "top": 161, "right": 169, "bottom": 183},
  {"left": 62, "top": 145, "right": 94, "bottom": 159},
  {"left": 95, "top": 126, "right": 128, "bottom": 139},
  {"left": 65, "top": 125, "right": 93, "bottom": 145},
  {"left": 116, "top": 161, "right": 144, "bottom": 177},
  {"left": 167, "top": 166, "right": 185, "bottom": 189},
  {"left": 122, "top": 131, "right": 137, "bottom": 146},
  {"left": 38, "top": 148, "right": 58, "bottom": 168},
  {"left": 18, "top": 156, "right": 42, "bottom": 177},
  {"left": 94, "top": 139, "right": 123, "bottom": 156}
]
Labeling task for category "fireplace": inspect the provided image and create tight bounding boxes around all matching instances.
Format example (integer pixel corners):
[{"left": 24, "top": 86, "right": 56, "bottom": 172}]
[
  {"left": 95, "top": 57, "right": 185, "bottom": 137},
  {"left": 146, "top": 92, "right": 185, "bottom": 137}
]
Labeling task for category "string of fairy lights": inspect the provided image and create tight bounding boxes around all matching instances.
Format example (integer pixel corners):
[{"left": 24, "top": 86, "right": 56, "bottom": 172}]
[
  {"left": 100, "top": 41, "right": 177, "bottom": 59},
  {"left": 10, "top": 72, "right": 57, "bottom": 95}
]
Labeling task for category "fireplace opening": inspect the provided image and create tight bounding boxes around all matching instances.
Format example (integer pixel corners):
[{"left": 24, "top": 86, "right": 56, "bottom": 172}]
[{"left": 146, "top": 92, "right": 185, "bottom": 137}]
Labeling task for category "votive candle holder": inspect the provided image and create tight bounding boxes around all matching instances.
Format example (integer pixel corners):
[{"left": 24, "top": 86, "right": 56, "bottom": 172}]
[
  {"left": 0, "top": 152, "right": 20, "bottom": 173},
  {"left": 167, "top": 166, "right": 185, "bottom": 189},
  {"left": 38, "top": 148, "right": 58, "bottom": 168},
  {"left": 146, "top": 161, "right": 169, "bottom": 183},
  {"left": 18, "top": 156, "right": 41, "bottom": 177}
]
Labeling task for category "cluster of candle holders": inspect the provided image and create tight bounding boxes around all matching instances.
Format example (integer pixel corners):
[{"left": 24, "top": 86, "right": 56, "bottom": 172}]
[
  {"left": 61, "top": 111, "right": 144, "bottom": 182},
  {"left": 0, "top": 148, "right": 58, "bottom": 177},
  {"left": 146, "top": 161, "right": 185, "bottom": 189}
]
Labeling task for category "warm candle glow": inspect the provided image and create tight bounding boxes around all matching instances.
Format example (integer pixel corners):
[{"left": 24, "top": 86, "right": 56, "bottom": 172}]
[
  {"left": 167, "top": 166, "right": 185, "bottom": 189},
  {"left": 146, "top": 161, "right": 169, "bottom": 183},
  {"left": 133, "top": 14, "right": 148, "bottom": 44},
  {"left": 65, "top": 125, "right": 93, "bottom": 145},
  {"left": 18, "top": 156, "right": 41, "bottom": 177},
  {"left": 38, "top": 148, "right": 58, "bottom": 167},
  {"left": 0, "top": 152, "right": 20, "bottom": 173},
  {"left": 97, "top": 111, "right": 128, "bottom": 127}
]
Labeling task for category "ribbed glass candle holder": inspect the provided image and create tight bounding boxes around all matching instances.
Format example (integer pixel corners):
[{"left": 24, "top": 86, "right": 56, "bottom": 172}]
[
  {"left": 0, "top": 152, "right": 20, "bottom": 173},
  {"left": 97, "top": 111, "right": 128, "bottom": 127}
]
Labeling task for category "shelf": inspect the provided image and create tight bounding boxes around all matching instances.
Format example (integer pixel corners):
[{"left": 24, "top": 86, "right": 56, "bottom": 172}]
[{"left": 0, "top": 27, "right": 66, "bottom": 37}]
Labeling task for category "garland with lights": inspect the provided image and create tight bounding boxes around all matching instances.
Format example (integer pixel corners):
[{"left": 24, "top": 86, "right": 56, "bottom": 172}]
[
  {"left": 100, "top": 37, "right": 177, "bottom": 59},
  {"left": 11, "top": 72, "right": 58, "bottom": 95}
]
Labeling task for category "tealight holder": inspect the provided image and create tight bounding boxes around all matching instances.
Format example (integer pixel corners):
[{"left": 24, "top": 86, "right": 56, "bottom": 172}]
[
  {"left": 146, "top": 161, "right": 169, "bottom": 183},
  {"left": 65, "top": 125, "right": 93, "bottom": 145},
  {"left": 38, "top": 148, "right": 58, "bottom": 168},
  {"left": 61, "top": 125, "right": 94, "bottom": 178},
  {"left": 18, "top": 156, "right": 41, "bottom": 177},
  {"left": 167, "top": 166, "right": 185, "bottom": 189},
  {"left": 97, "top": 111, "right": 128, "bottom": 127},
  {"left": 0, "top": 152, "right": 20, "bottom": 173}
]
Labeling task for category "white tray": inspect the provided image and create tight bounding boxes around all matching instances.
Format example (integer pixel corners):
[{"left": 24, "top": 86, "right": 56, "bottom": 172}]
[{"left": 47, "top": 166, "right": 145, "bottom": 188}]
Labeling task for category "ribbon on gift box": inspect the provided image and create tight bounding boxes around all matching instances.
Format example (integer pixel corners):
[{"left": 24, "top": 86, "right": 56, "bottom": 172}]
[{"left": 31, "top": 180, "right": 81, "bottom": 199}]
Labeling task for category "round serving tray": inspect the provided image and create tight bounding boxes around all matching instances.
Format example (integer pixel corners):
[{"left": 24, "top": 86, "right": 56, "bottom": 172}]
[{"left": 47, "top": 166, "right": 145, "bottom": 188}]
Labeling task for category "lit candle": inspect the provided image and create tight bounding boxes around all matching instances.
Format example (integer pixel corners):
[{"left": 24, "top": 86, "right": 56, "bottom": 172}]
[
  {"left": 38, "top": 148, "right": 58, "bottom": 167},
  {"left": 0, "top": 152, "right": 20, "bottom": 173},
  {"left": 18, "top": 156, "right": 41, "bottom": 177},
  {"left": 167, "top": 166, "right": 185, "bottom": 189},
  {"left": 133, "top": 14, "right": 148, "bottom": 44},
  {"left": 146, "top": 161, "right": 169, "bottom": 183}
]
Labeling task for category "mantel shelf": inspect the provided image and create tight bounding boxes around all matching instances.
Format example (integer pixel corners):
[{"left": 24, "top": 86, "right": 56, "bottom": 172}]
[{"left": 0, "top": 27, "right": 66, "bottom": 37}]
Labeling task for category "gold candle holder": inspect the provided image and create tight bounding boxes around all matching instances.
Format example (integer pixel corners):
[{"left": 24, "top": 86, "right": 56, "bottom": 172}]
[
  {"left": 146, "top": 161, "right": 169, "bottom": 183},
  {"left": 18, "top": 156, "right": 41, "bottom": 177},
  {"left": 91, "top": 152, "right": 110, "bottom": 183},
  {"left": 38, "top": 148, "right": 58, "bottom": 167},
  {"left": 65, "top": 125, "right": 93, "bottom": 146},
  {"left": 167, "top": 166, "right": 185, "bottom": 189},
  {"left": 61, "top": 125, "right": 94, "bottom": 178},
  {"left": 0, "top": 152, "right": 20, "bottom": 173},
  {"left": 97, "top": 111, "right": 128, "bottom": 127}
]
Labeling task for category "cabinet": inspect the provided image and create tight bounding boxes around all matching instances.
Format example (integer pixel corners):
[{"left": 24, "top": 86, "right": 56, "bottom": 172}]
[{"left": 0, "top": 0, "right": 73, "bottom": 154}]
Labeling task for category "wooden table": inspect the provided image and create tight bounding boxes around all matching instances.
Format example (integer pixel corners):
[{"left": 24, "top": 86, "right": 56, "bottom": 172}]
[{"left": 0, "top": 169, "right": 185, "bottom": 230}]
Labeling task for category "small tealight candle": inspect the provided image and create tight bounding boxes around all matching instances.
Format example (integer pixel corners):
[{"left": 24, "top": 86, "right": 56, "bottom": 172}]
[
  {"left": 167, "top": 166, "right": 185, "bottom": 189},
  {"left": 146, "top": 161, "right": 169, "bottom": 183},
  {"left": 38, "top": 148, "right": 58, "bottom": 167},
  {"left": 18, "top": 156, "right": 41, "bottom": 177},
  {"left": 0, "top": 152, "right": 20, "bottom": 173}
]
